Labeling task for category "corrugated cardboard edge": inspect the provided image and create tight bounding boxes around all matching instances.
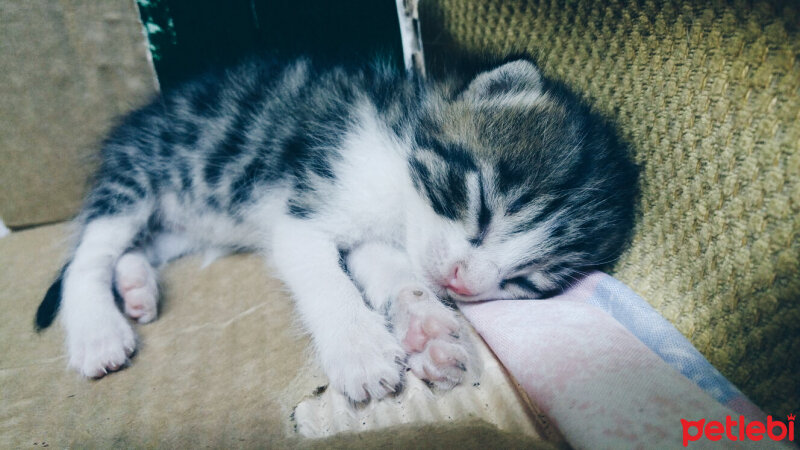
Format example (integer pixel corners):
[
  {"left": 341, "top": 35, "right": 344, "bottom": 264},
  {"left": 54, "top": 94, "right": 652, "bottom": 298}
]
[{"left": 290, "top": 319, "right": 568, "bottom": 447}]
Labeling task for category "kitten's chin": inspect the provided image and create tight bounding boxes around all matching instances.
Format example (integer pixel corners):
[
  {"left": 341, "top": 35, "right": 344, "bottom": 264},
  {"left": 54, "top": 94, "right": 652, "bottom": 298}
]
[{"left": 446, "top": 289, "right": 539, "bottom": 303}]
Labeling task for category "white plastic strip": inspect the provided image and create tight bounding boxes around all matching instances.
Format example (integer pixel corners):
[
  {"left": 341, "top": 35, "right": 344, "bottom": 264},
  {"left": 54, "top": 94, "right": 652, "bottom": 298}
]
[{"left": 395, "top": 0, "right": 426, "bottom": 77}]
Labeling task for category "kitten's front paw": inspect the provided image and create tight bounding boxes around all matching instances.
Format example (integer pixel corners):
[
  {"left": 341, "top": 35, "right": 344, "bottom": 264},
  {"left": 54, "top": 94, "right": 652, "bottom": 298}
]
[
  {"left": 321, "top": 319, "right": 405, "bottom": 404},
  {"left": 64, "top": 301, "right": 137, "bottom": 378},
  {"left": 394, "top": 287, "right": 473, "bottom": 390}
]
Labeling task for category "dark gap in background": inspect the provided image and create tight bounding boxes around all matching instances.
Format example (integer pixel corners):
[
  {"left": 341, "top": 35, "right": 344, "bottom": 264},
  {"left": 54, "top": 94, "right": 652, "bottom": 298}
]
[{"left": 136, "top": 0, "right": 404, "bottom": 90}]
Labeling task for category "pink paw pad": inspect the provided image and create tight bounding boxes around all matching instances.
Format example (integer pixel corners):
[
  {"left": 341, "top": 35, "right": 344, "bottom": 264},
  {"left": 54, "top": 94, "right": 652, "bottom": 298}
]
[
  {"left": 402, "top": 311, "right": 459, "bottom": 353},
  {"left": 114, "top": 252, "right": 159, "bottom": 324},
  {"left": 394, "top": 286, "right": 469, "bottom": 389}
]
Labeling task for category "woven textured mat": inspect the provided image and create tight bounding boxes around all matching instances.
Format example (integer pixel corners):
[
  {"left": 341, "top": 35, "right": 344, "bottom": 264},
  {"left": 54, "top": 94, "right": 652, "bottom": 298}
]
[{"left": 419, "top": 0, "right": 799, "bottom": 413}]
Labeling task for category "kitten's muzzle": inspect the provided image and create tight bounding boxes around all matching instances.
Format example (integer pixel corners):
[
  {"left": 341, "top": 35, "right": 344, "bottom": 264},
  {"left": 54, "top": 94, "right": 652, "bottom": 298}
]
[{"left": 443, "top": 265, "right": 475, "bottom": 297}]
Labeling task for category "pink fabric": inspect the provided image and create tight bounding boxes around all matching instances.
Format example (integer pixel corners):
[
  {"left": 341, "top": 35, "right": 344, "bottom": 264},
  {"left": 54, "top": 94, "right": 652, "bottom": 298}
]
[{"left": 459, "top": 297, "right": 769, "bottom": 448}]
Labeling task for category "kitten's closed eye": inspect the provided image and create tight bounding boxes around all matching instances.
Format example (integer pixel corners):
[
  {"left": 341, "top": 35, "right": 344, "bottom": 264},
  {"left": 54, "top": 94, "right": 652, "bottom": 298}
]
[
  {"left": 468, "top": 176, "right": 492, "bottom": 247},
  {"left": 500, "top": 275, "right": 563, "bottom": 299},
  {"left": 500, "top": 276, "right": 537, "bottom": 291}
]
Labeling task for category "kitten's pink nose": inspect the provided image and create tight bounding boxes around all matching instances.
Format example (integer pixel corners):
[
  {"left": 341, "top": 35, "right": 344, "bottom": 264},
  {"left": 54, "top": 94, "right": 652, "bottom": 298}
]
[{"left": 445, "top": 265, "right": 474, "bottom": 296}]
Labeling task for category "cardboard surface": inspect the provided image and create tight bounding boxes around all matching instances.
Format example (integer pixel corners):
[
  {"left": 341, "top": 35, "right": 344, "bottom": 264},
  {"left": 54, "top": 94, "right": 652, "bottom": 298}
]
[
  {"left": 0, "top": 223, "right": 553, "bottom": 448},
  {"left": 0, "top": 1, "right": 156, "bottom": 227},
  {"left": 292, "top": 326, "right": 555, "bottom": 441}
]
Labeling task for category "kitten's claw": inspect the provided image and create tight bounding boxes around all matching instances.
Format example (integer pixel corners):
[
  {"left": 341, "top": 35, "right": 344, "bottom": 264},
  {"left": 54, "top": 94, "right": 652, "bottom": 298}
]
[
  {"left": 408, "top": 340, "right": 471, "bottom": 389},
  {"left": 322, "top": 316, "right": 406, "bottom": 404},
  {"left": 379, "top": 377, "right": 398, "bottom": 394}
]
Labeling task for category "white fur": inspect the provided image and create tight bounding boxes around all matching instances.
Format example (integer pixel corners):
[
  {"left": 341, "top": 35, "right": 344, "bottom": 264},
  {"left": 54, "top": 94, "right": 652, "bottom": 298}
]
[{"left": 61, "top": 98, "right": 536, "bottom": 396}]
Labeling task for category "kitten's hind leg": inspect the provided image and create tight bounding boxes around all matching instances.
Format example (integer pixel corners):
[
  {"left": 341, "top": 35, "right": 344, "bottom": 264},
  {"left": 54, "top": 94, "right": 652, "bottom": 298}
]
[
  {"left": 61, "top": 210, "right": 151, "bottom": 378},
  {"left": 346, "top": 242, "right": 479, "bottom": 391},
  {"left": 114, "top": 230, "right": 207, "bottom": 323},
  {"left": 114, "top": 250, "right": 158, "bottom": 324}
]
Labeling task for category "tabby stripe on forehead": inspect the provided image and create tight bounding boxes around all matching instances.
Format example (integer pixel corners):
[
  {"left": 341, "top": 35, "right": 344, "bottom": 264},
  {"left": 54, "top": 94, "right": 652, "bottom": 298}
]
[
  {"left": 470, "top": 175, "right": 492, "bottom": 246},
  {"left": 511, "top": 258, "right": 544, "bottom": 274},
  {"left": 410, "top": 157, "right": 458, "bottom": 220},
  {"left": 446, "top": 169, "right": 469, "bottom": 218},
  {"left": 511, "top": 195, "right": 569, "bottom": 235},
  {"left": 505, "top": 188, "right": 536, "bottom": 216},
  {"left": 414, "top": 131, "right": 477, "bottom": 171}
]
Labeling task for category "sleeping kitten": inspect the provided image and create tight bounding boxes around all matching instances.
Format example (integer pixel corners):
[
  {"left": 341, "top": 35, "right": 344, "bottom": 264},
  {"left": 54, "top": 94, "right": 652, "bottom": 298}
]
[{"left": 35, "top": 56, "right": 637, "bottom": 403}]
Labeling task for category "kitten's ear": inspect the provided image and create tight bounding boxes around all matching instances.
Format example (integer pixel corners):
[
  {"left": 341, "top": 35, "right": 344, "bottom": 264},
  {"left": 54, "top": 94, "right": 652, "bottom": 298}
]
[{"left": 460, "top": 59, "right": 543, "bottom": 102}]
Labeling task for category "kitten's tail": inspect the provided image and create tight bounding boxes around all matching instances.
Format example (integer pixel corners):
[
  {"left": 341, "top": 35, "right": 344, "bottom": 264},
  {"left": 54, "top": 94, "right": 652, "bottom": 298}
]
[{"left": 35, "top": 265, "right": 66, "bottom": 331}]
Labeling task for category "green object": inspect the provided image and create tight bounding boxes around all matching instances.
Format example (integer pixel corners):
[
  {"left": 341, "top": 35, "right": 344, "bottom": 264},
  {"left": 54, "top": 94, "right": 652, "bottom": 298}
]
[
  {"left": 136, "top": 0, "right": 404, "bottom": 90},
  {"left": 419, "top": 0, "right": 800, "bottom": 414}
]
